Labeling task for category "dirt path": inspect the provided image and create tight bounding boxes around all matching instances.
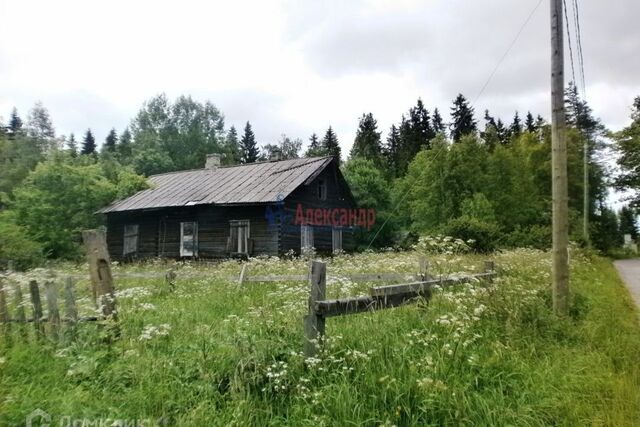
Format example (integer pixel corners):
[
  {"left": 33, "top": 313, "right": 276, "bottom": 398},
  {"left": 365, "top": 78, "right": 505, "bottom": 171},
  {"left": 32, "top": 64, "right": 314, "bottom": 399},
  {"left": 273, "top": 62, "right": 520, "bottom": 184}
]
[{"left": 614, "top": 259, "right": 640, "bottom": 308}]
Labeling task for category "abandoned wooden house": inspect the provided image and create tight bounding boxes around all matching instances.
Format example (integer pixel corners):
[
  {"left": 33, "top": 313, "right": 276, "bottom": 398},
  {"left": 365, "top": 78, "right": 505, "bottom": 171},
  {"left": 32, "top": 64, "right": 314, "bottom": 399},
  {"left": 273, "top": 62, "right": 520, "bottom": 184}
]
[{"left": 99, "top": 155, "right": 358, "bottom": 260}]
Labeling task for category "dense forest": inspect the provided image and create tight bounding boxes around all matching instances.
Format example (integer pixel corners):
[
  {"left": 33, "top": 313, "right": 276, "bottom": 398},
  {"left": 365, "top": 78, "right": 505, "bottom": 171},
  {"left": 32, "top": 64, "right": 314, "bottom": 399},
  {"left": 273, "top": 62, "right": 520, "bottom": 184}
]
[{"left": 1, "top": 89, "right": 638, "bottom": 268}]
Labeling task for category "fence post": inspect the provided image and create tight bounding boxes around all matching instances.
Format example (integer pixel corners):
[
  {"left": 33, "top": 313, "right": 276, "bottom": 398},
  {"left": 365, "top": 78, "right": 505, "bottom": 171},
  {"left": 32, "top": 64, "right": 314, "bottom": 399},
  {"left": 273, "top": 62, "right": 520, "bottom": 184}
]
[
  {"left": 303, "top": 260, "right": 326, "bottom": 357},
  {"left": 484, "top": 261, "right": 495, "bottom": 283},
  {"left": 238, "top": 264, "right": 248, "bottom": 286},
  {"left": 165, "top": 269, "right": 176, "bottom": 292},
  {"left": 14, "top": 284, "right": 26, "bottom": 338},
  {"left": 45, "top": 278, "right": 60, "bottom": 341},
  {"left": 82, "top": 229, "right": 117, "bottom": 321},
  {"left": 63, "top": 277, "right": 78, "bottom": 342},
  {"left": 29, "top": 280, "right": 44, "bottom": 338},
  {"left": 419, "top": 256, "right": 429, "bottom": 281},
  {"left": 0, "top": 279, "right": 9, "bottom": 340}
]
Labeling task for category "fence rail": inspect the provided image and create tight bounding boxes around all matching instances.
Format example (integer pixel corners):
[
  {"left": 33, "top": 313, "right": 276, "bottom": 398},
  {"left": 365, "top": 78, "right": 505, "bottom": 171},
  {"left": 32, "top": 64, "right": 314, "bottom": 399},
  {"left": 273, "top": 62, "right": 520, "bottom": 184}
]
[{"left": 303, "top": 260, "right": 496, "bottom": 356}]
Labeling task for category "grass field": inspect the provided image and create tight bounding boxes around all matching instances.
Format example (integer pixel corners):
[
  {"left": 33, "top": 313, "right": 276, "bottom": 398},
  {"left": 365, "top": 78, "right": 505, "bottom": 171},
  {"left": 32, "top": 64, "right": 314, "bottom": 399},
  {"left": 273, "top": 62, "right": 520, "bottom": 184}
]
[{"left": 1, "top": 248, "right": 640, "bottom": 426}]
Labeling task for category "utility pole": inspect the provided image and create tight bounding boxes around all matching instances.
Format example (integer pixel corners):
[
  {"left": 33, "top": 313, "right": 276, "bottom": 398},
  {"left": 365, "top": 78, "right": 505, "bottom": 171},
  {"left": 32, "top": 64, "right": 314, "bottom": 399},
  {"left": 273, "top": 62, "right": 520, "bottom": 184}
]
[
  {"left": 551, "top": 0, "right": 570, "bottom": 315},
  {"left": 583, "top": 139, "right": 589, "bottom": 246}
]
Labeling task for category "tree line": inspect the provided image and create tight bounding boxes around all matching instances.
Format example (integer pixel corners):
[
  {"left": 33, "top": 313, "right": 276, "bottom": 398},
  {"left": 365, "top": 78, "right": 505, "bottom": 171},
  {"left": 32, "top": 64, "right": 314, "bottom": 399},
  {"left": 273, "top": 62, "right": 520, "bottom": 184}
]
[{"left": 1, "top": 88, "right": 639, "bottom": 268}]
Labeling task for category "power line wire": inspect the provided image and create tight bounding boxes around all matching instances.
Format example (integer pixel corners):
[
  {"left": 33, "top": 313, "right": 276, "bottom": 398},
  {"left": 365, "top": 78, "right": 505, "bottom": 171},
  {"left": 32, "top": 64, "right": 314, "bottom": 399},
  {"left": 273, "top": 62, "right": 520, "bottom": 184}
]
[
  {"left": 562, "top": 0, "right": 577, "bottom": 88},
  {"left": 366, "top": 0, "right": 544, "bottom": 249}
]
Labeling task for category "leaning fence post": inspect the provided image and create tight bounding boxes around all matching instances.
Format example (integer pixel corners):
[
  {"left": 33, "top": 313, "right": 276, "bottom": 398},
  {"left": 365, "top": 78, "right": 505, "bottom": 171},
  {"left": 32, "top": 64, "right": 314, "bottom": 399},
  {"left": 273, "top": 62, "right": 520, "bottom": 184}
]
[
  {"left": 238, "top": 264, "right": 248, "bottom": 286},
  {"left": 82, "top": 229, "right": 117, "bottom": 322},
  {"left": 63, "top": 277, "right": 78, "bottom": 342},
  {"left": 303, "top": 260, "right": 326, "bottom": 357},
  {"left": 45, "top": 278, "right": 60, "bottom": 341},
  {"left": 165, "top": 269, "right": 176, "bottom": 292},
  {"left": 29, "top": 280, "right": 44, "bottom": 338}
]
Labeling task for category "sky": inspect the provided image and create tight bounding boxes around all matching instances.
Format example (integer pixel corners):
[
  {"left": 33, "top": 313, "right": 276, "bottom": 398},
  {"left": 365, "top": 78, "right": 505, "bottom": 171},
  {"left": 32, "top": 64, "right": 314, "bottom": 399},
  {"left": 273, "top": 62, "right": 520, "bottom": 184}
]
[{"left": 1, "top": 0, "right": 639, "bottom": 158}]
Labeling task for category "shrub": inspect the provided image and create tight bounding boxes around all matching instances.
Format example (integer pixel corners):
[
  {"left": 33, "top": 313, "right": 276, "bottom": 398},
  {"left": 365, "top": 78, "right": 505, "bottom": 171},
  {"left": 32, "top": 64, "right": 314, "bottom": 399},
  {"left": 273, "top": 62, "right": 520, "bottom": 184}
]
[
  {"left": 441, "top": 217, "right": 500, "bottom": 253},
  {"left": 502, "top": 224, "right": 552, "bottom": 249},
  {"left": 0, "top": 212, "right": 43, "bottom": 270}
]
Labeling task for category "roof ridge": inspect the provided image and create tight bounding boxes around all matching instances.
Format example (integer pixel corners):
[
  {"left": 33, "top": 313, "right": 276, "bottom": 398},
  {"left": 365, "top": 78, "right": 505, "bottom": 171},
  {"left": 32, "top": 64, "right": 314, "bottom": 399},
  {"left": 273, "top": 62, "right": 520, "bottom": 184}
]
[
  {"left": 269, "top": 157, "right": 332, "bottom": 175},
  {"left": 149, "top": 156, "right": 330, "bottom": 178}
]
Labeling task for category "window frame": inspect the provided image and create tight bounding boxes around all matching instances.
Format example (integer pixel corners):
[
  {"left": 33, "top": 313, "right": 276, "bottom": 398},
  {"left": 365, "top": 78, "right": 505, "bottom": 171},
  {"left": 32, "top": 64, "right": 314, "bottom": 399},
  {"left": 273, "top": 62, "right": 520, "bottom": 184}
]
[
  {"left": 301, "top": 224, "right": 314, "bottom": 252},
  {"left": 317, "top": 179, "right": 327, "bottom": 200},
  {"left": 180, "top": 221, "right": 198, "bottom": 257},
  {"left": 230, "top": 220, "right": 250, "bottom": 254},
  {"left": 123, "top": 224, "right": 139, "bottom": 256},
  {"left": 332, "top": 227, "right": 343, "bottom": 253}
]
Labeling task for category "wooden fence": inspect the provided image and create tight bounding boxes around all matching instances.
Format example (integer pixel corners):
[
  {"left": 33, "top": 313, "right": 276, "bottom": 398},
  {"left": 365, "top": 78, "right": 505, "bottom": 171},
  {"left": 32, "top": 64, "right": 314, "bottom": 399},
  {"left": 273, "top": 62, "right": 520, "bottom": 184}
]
[
  {"left": 0, "top": 229, "right": 119, "bottom": 344},
  {"left": 303, "top": 260, "right": 496, "bottom": 356}
]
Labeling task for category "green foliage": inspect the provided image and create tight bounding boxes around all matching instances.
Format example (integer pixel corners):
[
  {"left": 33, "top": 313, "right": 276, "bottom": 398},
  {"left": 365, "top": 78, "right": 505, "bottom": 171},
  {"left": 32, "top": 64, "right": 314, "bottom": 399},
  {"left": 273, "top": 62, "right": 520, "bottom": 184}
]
[
  {"left": 591, "top": 206, "right": 623, "bottom": 253},
  {"left": 502, "top": 224, "right": 552, "bottom": 249},
  {"left": 129, "top": 94, "right": 226, "bottom": 173},
  {"left": 450, "top": 93, "right": 477, "bottom": 142},
  {"left": 0, "top": 211, "right": 43, "bottom": 270},
  {"left": 2, "top": 251, "right": 639, "bottom": 425},
  {"left": 441, "top": 216, "right": 500, "bottom": 253},
  {"left": 321, "top": 126, "right": 341, "bottom": 161},
  {"left": 0, "top": 133, "right": 45, "bottom": 196},
  {"left": 10, "top": 159, "right": 147, "bottom": 259},
  {"left": 342, "top": 157, "right": 396, "bottom": 248},
  {"left": 262, "top": 134, "right": 302, "bottom": 160},
  {"left": 619, "top": 205, "right": 638, "bottom": 240},
  {"left": 614, "top": 96, "right": 640, "bottom": 208},
  {"left": 81, "top": 129, "right": 96, "bottom": 155},
  {"left": 350, "top": 113, "right": 382, "bottom": 164},
  {"left": 240, "top": 121, "right": 259, "bottom": 163}
]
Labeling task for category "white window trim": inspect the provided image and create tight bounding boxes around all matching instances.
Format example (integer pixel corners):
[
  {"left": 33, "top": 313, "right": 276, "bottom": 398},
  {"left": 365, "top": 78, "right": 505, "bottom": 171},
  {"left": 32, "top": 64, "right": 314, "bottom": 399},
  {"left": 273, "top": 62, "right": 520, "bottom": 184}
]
[
  {"left": 230, "top": 220, "right": 250, "bottom": 254},
  {"left": 123, "top": 224, "right": 139, "bottom": 256},
  {"left": 332, "top": 227, "right": 343, "bottom": 253},
  {"left": 301, "top": 224, "right": 314, "bottom": 251},
  {"left": 180, "top": 221, "right": 198, "bottom": 257}
]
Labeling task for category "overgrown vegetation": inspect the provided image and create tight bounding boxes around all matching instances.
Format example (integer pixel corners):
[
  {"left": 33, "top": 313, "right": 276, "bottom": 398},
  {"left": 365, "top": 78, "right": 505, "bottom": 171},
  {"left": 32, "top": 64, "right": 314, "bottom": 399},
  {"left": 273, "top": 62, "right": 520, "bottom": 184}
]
[{"left": 1, "top": 249, "right": 639, "bottom": 425}]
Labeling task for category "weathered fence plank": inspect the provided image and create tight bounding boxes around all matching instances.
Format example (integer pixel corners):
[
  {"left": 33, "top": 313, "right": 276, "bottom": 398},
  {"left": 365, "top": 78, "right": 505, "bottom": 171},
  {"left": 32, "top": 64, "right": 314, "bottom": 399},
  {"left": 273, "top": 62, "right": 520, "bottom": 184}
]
[
  {"left": 82, "top": 229, "right": 117, "bottom": 321},
  {"left": 45, "top": 280, "right": 60, "bottom": 340},
  {"left": 303, "top": 261, "right": 326, "bottom": 357},
  {"left": 29, "top": 280, "right": 44, "bottom": 337},
  {"left": 63, "top": 277, "right": 78, "bottom": 324},
  {"left": 0, "top": 281, "right": 8, "bottom": 324}
]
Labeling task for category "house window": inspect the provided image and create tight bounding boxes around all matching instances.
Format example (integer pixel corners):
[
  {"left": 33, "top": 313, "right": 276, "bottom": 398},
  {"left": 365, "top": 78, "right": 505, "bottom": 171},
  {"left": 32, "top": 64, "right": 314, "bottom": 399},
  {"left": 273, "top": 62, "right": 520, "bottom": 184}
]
[
  {"left": 230, "top": 220, "right": 250, "bottom": 254},
  {"left": 332, "top": 228, "right": 343, "bottom": 253},
  {"left": 123, "top": 224, "right": 139, "bottom": 256},
  {"left": 301, "top": 224, "right": 314, "bottom": 252},
  {"left": 317, "top": 179, "right": 326, "bottom": 200},
  {"left": 180, "top": 221, "right": 198, "bottom": 257}
]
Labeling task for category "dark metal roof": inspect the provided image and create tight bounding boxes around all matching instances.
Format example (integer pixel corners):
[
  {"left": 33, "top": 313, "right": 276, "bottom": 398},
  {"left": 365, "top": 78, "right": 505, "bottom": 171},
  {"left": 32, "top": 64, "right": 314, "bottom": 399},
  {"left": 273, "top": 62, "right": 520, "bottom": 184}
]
[{"left": 99, "top": 156, "right": 335, "bottom": 213}]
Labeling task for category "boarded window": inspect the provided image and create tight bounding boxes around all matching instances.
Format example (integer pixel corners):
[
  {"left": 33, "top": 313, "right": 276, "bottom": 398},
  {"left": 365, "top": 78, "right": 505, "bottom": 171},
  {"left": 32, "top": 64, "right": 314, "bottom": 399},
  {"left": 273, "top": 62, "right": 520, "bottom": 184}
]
[
  {"left": 332, "top": 228, "right": 343, "bottom": 253},
  {"left": 230, "top": 220, "right": 250, "bottom": 254},
  {"left": 180, "top": 221, "right": 198, "bottom": 257},
  {"left": 123, "top": 224, "right": 139, "bottom": 256},
  {"left": 301, "top": 224, "right": 314, "bottom": 252},
  {"left": 317, "top": 179, "right": 327, "bottom": 200}
]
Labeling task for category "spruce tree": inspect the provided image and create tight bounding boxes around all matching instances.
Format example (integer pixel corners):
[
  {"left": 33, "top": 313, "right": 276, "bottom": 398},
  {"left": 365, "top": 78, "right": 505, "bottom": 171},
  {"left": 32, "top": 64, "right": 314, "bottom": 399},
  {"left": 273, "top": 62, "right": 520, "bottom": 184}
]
[
  {"left": 384, "top": 124, "right": 401, "bottom": 178},
  {"left": 223, "top": 125, "right": 242, "bottom": 164},
  {"left": 26, "top": 102, "right": 55, "bottom": 141},
  {"left": 322, "top": 126, "right": 341, "bottom": 161},
  {"left": 432, "top": 108, "right": 446, "bottom": 135},
  {"left": 9, "top": 107, "right": 23, "bottom": 135},
  {"left": 350, "top": 113, "right": 382, "bottom": 164},
  {"left": 104, "top": 128, "right": 118, "bottom": 152},
  {"left": 525, "top": 111, "right": 536, "bottom": 133},
  {"left": 240, "top": 121, "right": 259, "bottom": 163},
  {"left": 509, "top": 111, "right": 522, "bottom": 140},
  {"left": 118, "top": 128, "right": 132, "bottom": 159},
  {"left": 67, "top": 133, "right": 78, "bottom": 157},
  {"left": 450, "top": 93, "right": 477, "bottom": 142},
  {"left": 81, "top": 129, "right": 96, "bottom": 155}
]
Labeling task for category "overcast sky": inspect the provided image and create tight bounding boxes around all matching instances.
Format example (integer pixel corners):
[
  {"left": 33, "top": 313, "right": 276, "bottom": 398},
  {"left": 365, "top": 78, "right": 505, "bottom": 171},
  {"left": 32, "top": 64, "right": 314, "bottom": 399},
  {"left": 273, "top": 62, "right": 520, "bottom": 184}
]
[{"left": 1, "top": 0, "right": 639, "bottom": 156}]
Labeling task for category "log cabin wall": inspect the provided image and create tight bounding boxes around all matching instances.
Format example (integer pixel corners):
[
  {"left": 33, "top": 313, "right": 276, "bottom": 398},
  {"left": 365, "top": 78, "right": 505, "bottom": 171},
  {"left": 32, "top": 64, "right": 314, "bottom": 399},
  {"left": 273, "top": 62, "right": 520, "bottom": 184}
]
[
  {"left": 106, "top": 205, "right": 278, "bottom": 261},
  {"left": 281, "top": 163, "right": 356, "bottom": 255}
]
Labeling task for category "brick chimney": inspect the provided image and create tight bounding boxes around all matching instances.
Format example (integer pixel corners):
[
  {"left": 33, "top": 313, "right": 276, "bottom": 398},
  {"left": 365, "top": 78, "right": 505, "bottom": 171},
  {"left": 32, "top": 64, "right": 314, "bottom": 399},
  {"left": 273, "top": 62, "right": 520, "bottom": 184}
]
[{"left": 205, "top": 154, "right": 221, "bottom": 169}]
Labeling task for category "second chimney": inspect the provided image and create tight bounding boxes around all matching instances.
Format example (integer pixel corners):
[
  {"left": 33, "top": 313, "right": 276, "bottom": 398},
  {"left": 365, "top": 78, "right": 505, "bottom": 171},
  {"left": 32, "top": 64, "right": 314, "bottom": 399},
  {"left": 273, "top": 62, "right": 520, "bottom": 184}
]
[{"left": 205, "top": 154, "right": 221, "bottom": 169}]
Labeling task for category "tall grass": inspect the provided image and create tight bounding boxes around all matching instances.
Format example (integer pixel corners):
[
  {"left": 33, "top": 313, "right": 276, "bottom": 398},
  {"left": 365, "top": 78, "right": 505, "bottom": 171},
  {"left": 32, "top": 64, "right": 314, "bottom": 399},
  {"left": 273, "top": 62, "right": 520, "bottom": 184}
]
[{"left": 1, "top": 248, "right": 639, "bottom": 426}]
